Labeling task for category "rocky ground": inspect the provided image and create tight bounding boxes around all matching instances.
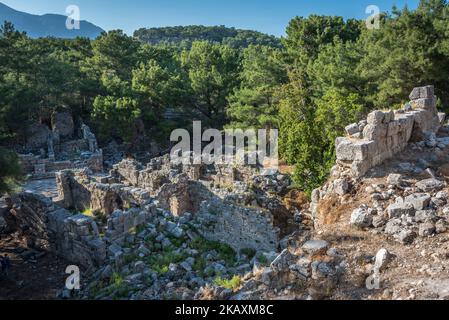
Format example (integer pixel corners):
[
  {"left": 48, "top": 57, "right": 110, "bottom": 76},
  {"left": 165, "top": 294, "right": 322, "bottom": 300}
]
[
  {"left": 309, "top": 127, "right": 449, "bottom": 300},
  {"left": 3, "top": 103, "right": 449, "bottom": 300},
  {"left": 0, "top": 232, "right": 70, "bottom": 300}
]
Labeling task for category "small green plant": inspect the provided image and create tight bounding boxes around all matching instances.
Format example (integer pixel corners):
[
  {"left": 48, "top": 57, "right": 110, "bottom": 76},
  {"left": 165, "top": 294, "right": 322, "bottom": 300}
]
[
  {"left": 214, "top": 275, "right": 242, "bottom": 292},
  {"left": 193, "top": 256, "right": 206, "bottom": 273},
  {"left": 135, "top": 224, "right": 146, "bottom": 234},
  {"left": 190, "top": 237, "right": 236, "bottom": 265},
  {"left": 110, "top": 272, "right": 124, "bottom": 287},
  {"left": 82, "top": 207, "right": 94, "bottom": 217},
  {"left": 146, "top": 251, "right": 186, "bottom": 275},
  {"left": 240, "top": 248, "right": 257, "bottom": 259},
  {"left": 107, "top": 272, "right": 132, "bottom": 299},
  {"left": 256, "top": 253, "right": 269, "bottom": 265},
  {"left": 122, "top": 253, "right": 138, "bottom": 265}
]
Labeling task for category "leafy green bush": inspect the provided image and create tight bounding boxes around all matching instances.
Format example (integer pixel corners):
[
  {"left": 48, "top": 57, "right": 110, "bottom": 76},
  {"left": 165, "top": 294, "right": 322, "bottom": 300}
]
[
  {"left": 214, "top": 275, "right": 242, "bottom": 291},
  {"left": 190, "top": 237, "right": 236, "bottom": 265}
]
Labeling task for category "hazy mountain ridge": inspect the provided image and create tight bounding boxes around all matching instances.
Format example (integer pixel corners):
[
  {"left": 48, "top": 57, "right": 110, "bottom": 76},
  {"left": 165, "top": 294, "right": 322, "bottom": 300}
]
[{"left": 0, "top": 2, "right": 104, "bottom": 39}]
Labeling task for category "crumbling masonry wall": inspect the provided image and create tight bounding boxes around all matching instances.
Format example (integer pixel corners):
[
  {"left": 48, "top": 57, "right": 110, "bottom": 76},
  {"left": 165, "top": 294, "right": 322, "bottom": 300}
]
[
  {"left": 4, "top": 193, "right": 106, "bottom": 268},
  {"left": 55, "top": 169, "right": 152, "bottom": 215},
  {"left": 336, "top": 86, "right": 445, "bottom": 177},
  {"left": 197, "top": 199, "right": 279, "bottom": 253}
]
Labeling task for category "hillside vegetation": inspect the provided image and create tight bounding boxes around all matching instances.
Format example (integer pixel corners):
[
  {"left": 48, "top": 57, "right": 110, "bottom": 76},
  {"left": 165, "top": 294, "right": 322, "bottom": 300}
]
[
  {"left": 133, "top": 25, "right": 282, "bottom": 49},
  {"left": 1, "top": 0, "right": 449, "bottom": 195}
]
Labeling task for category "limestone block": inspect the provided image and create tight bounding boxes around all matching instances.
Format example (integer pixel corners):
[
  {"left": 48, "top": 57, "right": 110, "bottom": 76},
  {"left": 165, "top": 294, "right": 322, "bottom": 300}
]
[
  {"left": 411, "top": 98, "right": 436, "bottom": 110},
  {"left": 345, "top": 123, "right": 360, "bottom": 135},
  {"left": 351, "top": 160, "right": 372, "bottom": 177},
  {"left": 387, "top": 120, "right": 400, "bottom": 137},
  {"left": 409, "top": 85, "right": 434, "bottom": 100},
  {"left": 363, "top": 124, "right": 387, "bottom": 141},
  {"left": 336, "top": 139, "right": 376, "bottom": 161},
  {"left": 367, "top": 110, "right": 385, "bottom": 125}
]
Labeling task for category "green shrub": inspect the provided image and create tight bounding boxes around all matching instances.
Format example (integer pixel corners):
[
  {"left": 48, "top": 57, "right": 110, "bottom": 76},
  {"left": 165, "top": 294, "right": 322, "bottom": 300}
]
[
  {"left": 190, "top": 237, "right": 236, "bottom": 265},
  {"left": 214, "top": 275, "right": 242, "bottom": 291},
  {"left": 240, "top": 248, "right": 257, "bottom": 259}
]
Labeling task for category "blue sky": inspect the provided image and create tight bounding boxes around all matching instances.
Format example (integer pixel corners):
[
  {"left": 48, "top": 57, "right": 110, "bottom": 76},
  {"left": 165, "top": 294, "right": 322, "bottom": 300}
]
[{"left": 2, "top": 0, "right": 420, "bottom": 36}]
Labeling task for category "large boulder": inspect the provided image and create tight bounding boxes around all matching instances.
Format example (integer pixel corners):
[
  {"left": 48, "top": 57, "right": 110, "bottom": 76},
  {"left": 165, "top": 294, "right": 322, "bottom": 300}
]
[
  {"left": 52, "top": 111, "right": 74, "bottom": 139},
  {"left": 26, "top": 123, "right": 51, "bottom": 150}
]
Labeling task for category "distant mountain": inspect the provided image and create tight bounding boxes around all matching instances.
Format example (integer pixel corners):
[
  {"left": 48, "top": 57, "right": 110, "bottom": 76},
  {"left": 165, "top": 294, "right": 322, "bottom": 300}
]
[
  {"left": 0, "top": 2, "right": 104, "bottom": 39},
  {"left": 134, "top": 25, "right": 282, "bottom": 49}
]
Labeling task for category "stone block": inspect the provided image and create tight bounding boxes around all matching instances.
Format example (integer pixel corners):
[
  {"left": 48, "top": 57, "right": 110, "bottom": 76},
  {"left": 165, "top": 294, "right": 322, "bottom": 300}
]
[
  {"left": 405, "top": 193, "right": 431, "bottom": 210},
  {"left": 336, "top": 139, "right": 376, "bottom": 161},
  {"left": 345, "top": 123, "right": 360, "bottom": 135},
  {"left": 387, "top": 202, "right": 415, "bottom": 219},
  {"left": 411, "top": 98, "right": 436, "bottom": 110},
  {"left": 367, "top": 110, "right": 385, "bottom": 125},
  {"left": 363, "top": 124, "right": 387, "bottom": 141},
  {"left": 409, "top": 85, "right": 434, "bottom": 100}
]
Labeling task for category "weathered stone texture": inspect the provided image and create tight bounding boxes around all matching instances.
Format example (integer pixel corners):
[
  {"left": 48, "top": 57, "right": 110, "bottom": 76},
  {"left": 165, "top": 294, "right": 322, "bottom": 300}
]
[
  {"left": 52, "top": 111, "right": 74, "bottom": 139},
  {"left": 26, "top": 123, "right": 51, "bottom": 150},
  {"left": 105, "top": 204, "right": 157, "bottom": 242},
  {"left": 4, "top": 192, "right": 105, "bottom": 267},
  {"left": 198, "top": 198, "right": 279, "bottom": 253},
  {"left": 336, "top": 86, "right": 444, "bottom": 177}
]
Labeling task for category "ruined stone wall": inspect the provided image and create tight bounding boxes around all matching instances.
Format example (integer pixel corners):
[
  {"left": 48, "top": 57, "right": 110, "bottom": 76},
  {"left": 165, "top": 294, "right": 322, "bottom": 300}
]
[
  {"left": 336, "top": 86, "right": 444, "bottom": 177},
  {"left": 197, "top": 198, "right": 279, "bottom": 253},
  {"left": 110, "top": 157, "right": 203, "bottom": 195},
  {"left": 104, "top": 204, "right": 157, "bottom": 243},
  {"left": 55, "top": 169, "right": 152, "bottom": 215},
  {"left": 19, "top": 112, "right": 103, "bottom": 178},
  {"left": 4, "top": 193, "right": 106, "bottom": 267}
]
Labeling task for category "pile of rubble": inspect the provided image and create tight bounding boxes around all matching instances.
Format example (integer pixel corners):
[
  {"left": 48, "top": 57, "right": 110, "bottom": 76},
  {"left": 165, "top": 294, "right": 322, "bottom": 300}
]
[{"left": 349, "top": 174, "right": 448, "bottom": 245}]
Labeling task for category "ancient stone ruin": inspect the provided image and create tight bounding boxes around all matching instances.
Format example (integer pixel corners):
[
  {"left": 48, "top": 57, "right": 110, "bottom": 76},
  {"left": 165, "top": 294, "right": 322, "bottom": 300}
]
[
  {"left": 336, "top": 85, "right": 445, "bottom": 177},
  {"left": 18, "top": 111, "right": 103, "bottom": 180},
  {"left": 3, "top": 85, "right": 449, "bottom": 300}
]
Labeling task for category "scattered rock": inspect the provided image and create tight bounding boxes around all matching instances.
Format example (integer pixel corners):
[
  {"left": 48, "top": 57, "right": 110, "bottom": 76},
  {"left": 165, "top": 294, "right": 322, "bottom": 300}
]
[
  {"left": 374, "top": 248, "right": 391, "bottom": 272},
  {"left": 387, "top": 202, "right": 415, "bottom": 219},
  {"left": 416, "top": 179, "right": 446, "bottom": 192},
  {"left": 397, "top": 230, "right": 417, "bottom": 245},
  {"left": 270, "top": 249, "right": 295, "bottom": 273},
  {"left": 387, "top": 174, "right": 403, "bottom": 187},
  {"left": 405, "top": 193, "right": 431, "bottom": 211},
  {"left": 302, "top": 240, "right": 329, "bottom": 256},
  {"left": 350, "top": 206, "right": 374, "bottom": 228},
  {"left": 333, "top": 179, "right": 350, "bottom": 196},
  {"left": 419, "top": 222, "right": 436, "bottom": 237}
]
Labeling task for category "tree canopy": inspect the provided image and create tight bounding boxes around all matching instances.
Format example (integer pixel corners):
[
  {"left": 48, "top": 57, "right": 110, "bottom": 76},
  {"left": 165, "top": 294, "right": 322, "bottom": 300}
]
[{"left": 2, "top": 1, "right": 449, "bottom": 195}]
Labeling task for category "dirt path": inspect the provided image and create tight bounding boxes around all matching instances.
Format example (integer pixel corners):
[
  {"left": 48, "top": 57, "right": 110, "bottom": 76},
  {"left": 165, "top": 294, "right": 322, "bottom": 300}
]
[{"left": 0, "top": 233, "right": 69, "bottom": 300}]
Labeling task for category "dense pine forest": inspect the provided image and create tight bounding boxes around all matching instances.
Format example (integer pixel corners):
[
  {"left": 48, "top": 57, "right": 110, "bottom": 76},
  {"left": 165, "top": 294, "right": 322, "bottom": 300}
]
[
  {"left": 1, "top": 0, "right": 449, "bottom": 195},
  {"left": 133, "top": 25, "right": 282, "bottom": 48}
]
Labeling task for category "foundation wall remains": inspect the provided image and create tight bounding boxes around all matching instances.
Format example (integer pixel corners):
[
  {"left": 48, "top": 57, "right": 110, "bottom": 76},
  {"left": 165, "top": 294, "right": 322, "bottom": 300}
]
[
  {"left": 336, "top": 86, "right": 444, "bottom": 177},
  {"left": 3, "top": 193, "right": 106, "bottom": 268}
]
